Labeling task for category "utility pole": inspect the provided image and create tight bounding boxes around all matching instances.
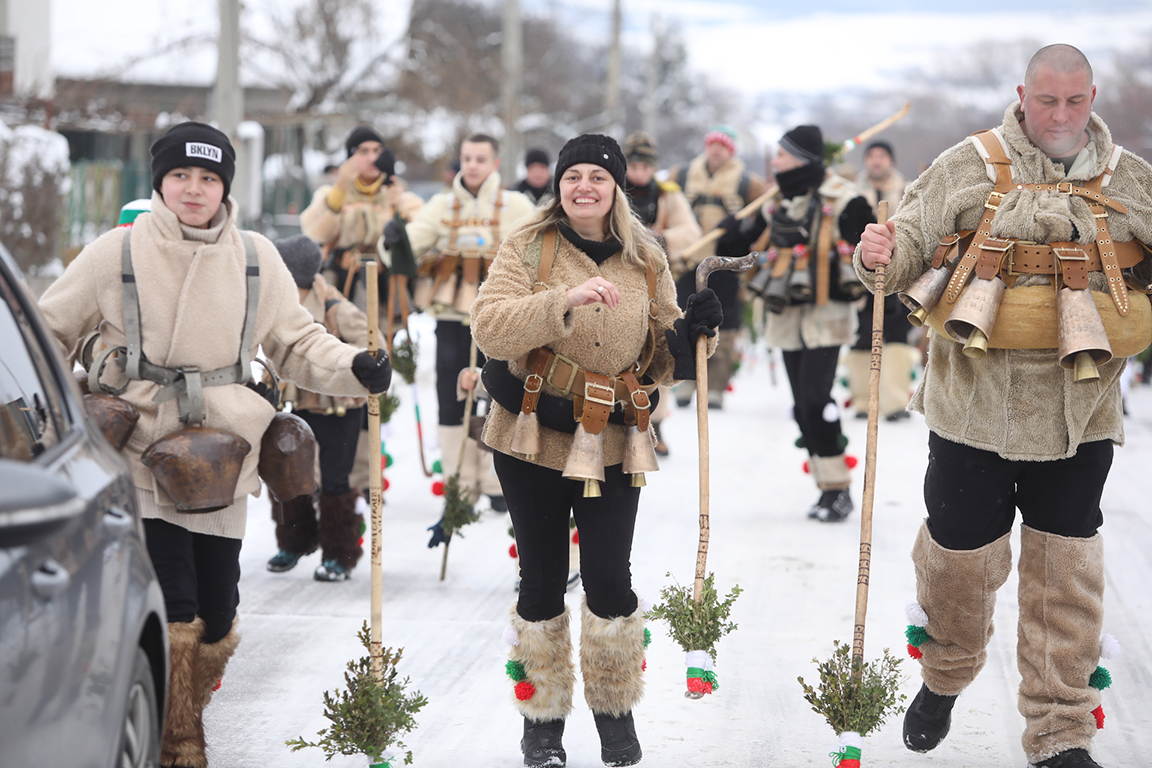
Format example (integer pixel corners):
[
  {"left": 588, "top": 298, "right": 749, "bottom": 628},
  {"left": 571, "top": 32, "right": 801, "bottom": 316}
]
[
  {"left": 501, "top": 0, "right": 523, "bottom": 180},
  {"left": 213, "top": 0, "right": 249, "bottom": 222},
  {"left": 603, "top": 0, "right": 622, "bottom": 138},
  {"left": 643, "top": 16, "right": 660, "bottom": 139}
]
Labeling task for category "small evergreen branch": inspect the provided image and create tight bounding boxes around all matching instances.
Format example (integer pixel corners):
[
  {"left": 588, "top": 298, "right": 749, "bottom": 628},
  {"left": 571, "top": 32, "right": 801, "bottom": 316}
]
[
  {"left": 392, "top": 337, "right": 418, "bottom": 385},
  {"left": 645, "top": 572, "right": 742, "bottom": 660},
  {"left": 797, "top": 641, "right": 906, "bottom": 737},
  {"left": 378, "top": 391, "right": 401, "bottom": 424},
  {"left": 287, "top": 623, "right": 428, "bottom": 763},
  {"left": 440, "top": 472, "right": 481, "bottom": 538}
]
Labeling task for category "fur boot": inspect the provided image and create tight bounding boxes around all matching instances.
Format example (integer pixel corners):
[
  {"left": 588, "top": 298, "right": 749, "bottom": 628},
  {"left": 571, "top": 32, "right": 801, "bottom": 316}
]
[
  {"left": 438, "top": 424, "right": 503, "bottom": 500},
  {"left": 272, "top": 494, "right": 319, "bottom": 555},
  {"left": 161, "top": 618, "right": 206, "bottom": 768},
  {"left": 912, "top": 521, "right": 1012, "bottom": 696},
  {"left": 1018, "top": 525, "right": 1104, "bottom": 764},
  {"left": 317, "top": 491, "right": 364, "bottom": 571},
  {"left": 579, "top": 597, "right": 646, "bottom": 718},
  {"left": 507, "top": 605, "right": 575, "bottom": 723},
  {"left": 196, "top": 616, "right": 240, "bottom": 710}
]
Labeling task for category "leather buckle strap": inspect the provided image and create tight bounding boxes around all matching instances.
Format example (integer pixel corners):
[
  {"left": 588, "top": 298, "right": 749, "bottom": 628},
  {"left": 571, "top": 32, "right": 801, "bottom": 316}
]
[
  {"left": 576, "top": 371, "right": 613, "bottom": 436},
  {"left": 1054, "top": 246, "right": 1090, "bottom": 290},
  {"left": 584, "top": 380, "right": 615, "bottom": 407},
  {"left": 620, "top": 370, "right": 650, "bottom": 432},
  {"left": 975, "top": 238, "right": 1014, "bottom": 279},
  {"left": 932, "top": 234, "right": 961, "bottom": 270},
  {"left": 547, "top": 351, "right": 580, "bottom": 396}
]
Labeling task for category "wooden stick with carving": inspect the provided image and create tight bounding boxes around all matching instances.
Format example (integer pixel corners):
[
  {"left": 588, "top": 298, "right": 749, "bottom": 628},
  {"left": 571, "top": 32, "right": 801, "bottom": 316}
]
[
  {"left": 852, "top": 200, "right": 889, "bottom": 668},
  {"left": 364, "top": 258, "right": 384, "bottom": 683}
]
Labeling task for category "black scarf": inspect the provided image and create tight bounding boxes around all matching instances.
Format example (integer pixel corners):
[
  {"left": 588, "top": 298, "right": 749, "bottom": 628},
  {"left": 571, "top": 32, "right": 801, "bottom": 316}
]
[
  {"left": 625, "top": 180, "right": 661, "bottom": 227},
  {"left": 558, "top": 221, "right": 622, "bottom": 265},
  {"left": 776, "top": 162, "right": 826, "bottom": 200}
]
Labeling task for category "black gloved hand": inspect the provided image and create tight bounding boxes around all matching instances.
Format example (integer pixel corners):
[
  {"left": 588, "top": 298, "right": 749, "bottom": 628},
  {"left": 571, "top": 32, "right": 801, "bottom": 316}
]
[
  {"left": 244, "top": 379, "right": 279, "bottom": 408},
  {"left": 684, "top": 287, "right": 723, "bottom": 341},
  {"left": 383, "top": 218, "right": 406, "bottom": 251},
  {"left": 769, "top": 207, "right": 808, "bottom": 248},
  {"left": 427, "top": 516, "right": 451, "bottom": 548},
  {"left": 716, "top": 210, "right": 768, "bottom": 257},
  {"left": 352, "top": 350, "right": 392, "bottom": 394}
]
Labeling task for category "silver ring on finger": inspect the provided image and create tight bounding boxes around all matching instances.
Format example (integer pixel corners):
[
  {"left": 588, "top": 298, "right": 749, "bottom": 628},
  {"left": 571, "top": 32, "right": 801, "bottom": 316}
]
[{"left": 597, "top": 286, "right": 604, "bottom": 294}]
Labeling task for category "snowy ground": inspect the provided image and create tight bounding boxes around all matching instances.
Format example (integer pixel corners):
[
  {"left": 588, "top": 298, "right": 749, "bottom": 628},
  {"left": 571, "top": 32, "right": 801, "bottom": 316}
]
[{"left": 207, "top": 315, "right": 1152, "bottom": 767}]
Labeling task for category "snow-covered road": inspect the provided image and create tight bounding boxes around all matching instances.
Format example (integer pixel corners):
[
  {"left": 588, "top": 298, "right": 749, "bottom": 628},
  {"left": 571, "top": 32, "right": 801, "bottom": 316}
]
[{"left": 207, "top": 319, "right": 1151, "bottom": 767}]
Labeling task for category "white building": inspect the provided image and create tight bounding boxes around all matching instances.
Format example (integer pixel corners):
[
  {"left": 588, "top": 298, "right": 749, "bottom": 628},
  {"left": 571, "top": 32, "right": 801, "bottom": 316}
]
[{"left": 1, "top": 0, "right": 52, "bottom": 99}]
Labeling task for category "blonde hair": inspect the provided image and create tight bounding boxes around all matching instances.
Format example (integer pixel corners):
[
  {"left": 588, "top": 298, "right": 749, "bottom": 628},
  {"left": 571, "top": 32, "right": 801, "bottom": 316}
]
[{"left": 511, "top": 184, "right": 668, "bottom": 274}]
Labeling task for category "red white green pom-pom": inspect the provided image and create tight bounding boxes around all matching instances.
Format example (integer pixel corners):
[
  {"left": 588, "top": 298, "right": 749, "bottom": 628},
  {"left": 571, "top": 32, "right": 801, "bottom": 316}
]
[
  {"left": 514, "top": 681, "right": 536, "bottom": 701},
  {"left": 502, "top": 625, "right": 520, "bottom": 647},
  {"left": 368, "top": 747, "right": 398, "bottom": 768},
  {"left": 905, "top": 602, "right": 932, "bottom": 660},
  {"left": 1099, "top": 633, "right": 1120, "bottom": 660},
  {"left": 1093, "top": 705, "right": 1105, "bottom": 729},
  {"left": 906, "top": 625, "right": 930, "bottom": 647},
  {"left": 830, "top": 731, "right": 863, "bottom": 768},
  {"left": 506, "top": 660, "right": 527, "bottom": 682},
  {"left": 907, "top": 644, "right": 923, "bottom": 660},
  {"left": 906, "top": 601, "right": 929, "bottom": 627},
  {"left": 685, "top": 650, "right": 718, "bottom": 695},
  {"left": 509, "top": 543, "right": 518, "bottom": 559},
  {"left": 643, "top": 628, "right": 652, "bottom": 648},
  {"left": 1089, "top": 666, "right": 1111, "bottom": 691}
]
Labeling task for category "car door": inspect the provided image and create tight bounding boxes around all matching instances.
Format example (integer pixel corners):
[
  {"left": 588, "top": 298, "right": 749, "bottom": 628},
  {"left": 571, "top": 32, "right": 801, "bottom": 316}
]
[{"left": 0, "top": 261, "right": 133, "bottom": 767}]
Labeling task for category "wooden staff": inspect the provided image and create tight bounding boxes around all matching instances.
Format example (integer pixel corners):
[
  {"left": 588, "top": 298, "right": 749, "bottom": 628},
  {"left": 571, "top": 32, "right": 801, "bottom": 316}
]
[
  {"left": 365, "top": 259, "right": 384, "bottom": 683},
  {"left": 440, "top": 335, "right": 479, "bottom": 581},
  {"left": 852, "top": 200, "right": 889, "bottom": 667},
  {"left": 692, "top": 254, "right": 757, "bottom": 604}
]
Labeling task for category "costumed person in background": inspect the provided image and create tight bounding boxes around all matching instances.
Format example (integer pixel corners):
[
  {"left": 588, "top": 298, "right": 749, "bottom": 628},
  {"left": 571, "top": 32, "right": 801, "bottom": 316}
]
[
  {"left": 845, "top": 140, "right": 917, "bottom": 421},
  {"left": 668, "top": 125, "right": 767, "bottom": 408},
  {"left": 38, "top": 122, "right": 392, "bottom": 768},
  {"left": 266, "top": 234, "right": 370, "bottom": 582},
  {"left": 301, "top": 127, "right": 422, "bottom": 498},
  {"left": 716, "top": 125, "right": 874, "bottom": 522},
  {"left": 623, "top": 130, "right": 702, "bottom": 455},
  {"left": 471, "top": 134, "right": 721, "bottom": 768},
  {"left": 382, "top": 134, "right": 535, "bottom": 542},
  {"left": 513, "top": 147, "right": 554, "bottom": 205},
  {"left": 858, "top": 44, "right": 1152, "bottom": 768}
]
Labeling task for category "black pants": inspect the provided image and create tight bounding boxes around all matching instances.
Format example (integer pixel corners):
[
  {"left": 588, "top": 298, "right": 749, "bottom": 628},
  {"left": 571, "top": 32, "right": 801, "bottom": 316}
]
[
  {"left": 297, "top": 406, "right": 364, "bottom": 497},
  {"left": 436, "top": 320, "right": 487, "bottom": 426},
  {"left": 782, "top": 346, "right": 843, "bottom": 457},
  {"left": 144, "top": 519, "right": 242, "bottom": 644},
  {"left": 923, "top": 432, "right": 1111, "bottom": 550},
  {"left": 494, "top": 452, "right": 641, "bottom": 622}
]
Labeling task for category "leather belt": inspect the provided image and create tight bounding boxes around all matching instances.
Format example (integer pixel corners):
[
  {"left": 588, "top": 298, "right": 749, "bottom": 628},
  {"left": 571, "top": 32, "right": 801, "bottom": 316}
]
[
  {"left": 1002, "top": 239, "right": 1144, "bottom": 276},
  {"left": 520, "top": 347, "right": 658, "bottom": 435}
]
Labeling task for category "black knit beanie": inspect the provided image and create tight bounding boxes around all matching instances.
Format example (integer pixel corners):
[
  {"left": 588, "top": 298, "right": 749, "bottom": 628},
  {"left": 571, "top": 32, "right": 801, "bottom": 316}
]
[
  {"left": 150, "top": 122, "right": 236, "bottom": 199},
  {"left": 274, "top": 234, "right": 323, "bottom": 289},
  {"left": 779, "top": 125, "right": 825, "bottom": 166},
  {"left": 525, "top": 148, "right": 550, "bottom": 168},
  {"left": 865, "top": 140, "right": 895, "bottom": 161},
  {"left": 345, "top": 126, "right": 384, "bottom": 157},
  {"left": 553, "top": 134, "right": 627, "bottom": 197}
]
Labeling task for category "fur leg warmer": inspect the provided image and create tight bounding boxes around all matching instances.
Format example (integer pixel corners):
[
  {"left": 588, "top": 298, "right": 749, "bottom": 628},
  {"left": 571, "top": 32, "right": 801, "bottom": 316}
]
[
  {"left": 317, "top": 491, "right": 364, "bottom": 570},
  {"left": 913, "top": 522, "right": 1012, "bottom": 696},
  {"left": 272, "top": 494, "right": 319, "bottom": 555},
  {"left": 506, "top": 606, "right": 575, "bottom": 722},
  {"left": 809, "top": 454, "right": 851, "bottom": 491},
  {"left": 580, "top": 597, "right": 646, "bottom": 718},
  {"left": 1018, "top": 525, "right": 1104, "bottom": 763},
  {"left": 161, "top": 618, "right": 206, "bottom": 768},
  {"left": 196, "top": 616, "right": 240, "bottom": 710}
]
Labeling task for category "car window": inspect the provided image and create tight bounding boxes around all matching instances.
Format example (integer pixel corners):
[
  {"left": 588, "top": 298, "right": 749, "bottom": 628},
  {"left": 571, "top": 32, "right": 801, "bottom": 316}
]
[{"left": 0, "top": 283, "right": 67, "bottom": 461}]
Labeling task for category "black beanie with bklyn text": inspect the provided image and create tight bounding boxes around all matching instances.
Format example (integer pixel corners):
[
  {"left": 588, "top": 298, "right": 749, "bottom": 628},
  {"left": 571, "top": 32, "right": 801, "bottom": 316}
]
[{"left": 151, "top": 122, "right": 236, "bottom": 199}]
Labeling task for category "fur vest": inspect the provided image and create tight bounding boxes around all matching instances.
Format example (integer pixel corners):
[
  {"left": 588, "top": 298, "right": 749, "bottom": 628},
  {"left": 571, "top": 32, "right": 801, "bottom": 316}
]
[
  {"left": 39, "top": 194, "right": 366, "bottom": 537},
  {"left": 678, "top": 155, "right": 767, "bottom": 261},
  {"left": 854, "top": 102, "right": 1152, "bottom": 459},
  {"left": 301, "top": 180, "right": 423, "bottom": 252}
]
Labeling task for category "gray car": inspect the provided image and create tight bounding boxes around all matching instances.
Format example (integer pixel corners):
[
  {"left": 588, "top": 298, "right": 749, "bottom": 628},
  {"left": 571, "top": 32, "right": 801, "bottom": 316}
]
[{"left": 0, "top": 242, "right": 168, "bottom": 768}]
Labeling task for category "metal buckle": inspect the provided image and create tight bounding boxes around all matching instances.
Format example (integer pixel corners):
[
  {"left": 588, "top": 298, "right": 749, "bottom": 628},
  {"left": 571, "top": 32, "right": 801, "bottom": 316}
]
[
  {"left": 1053, "top": 247, "right": 1089, "bottom": 262},
  {"left": 985, "top": 190, "right": 1005, "bottom": 210},
  {"left": 547, "top": 352, "right": 579, "bottom": 395},
  {"left": 1056, "top": 182, "right": 1074, "bottom": 194},
  {"left": 524, "top": 373, "right": 543, "bottom": 395},
  {"left": 629, "top": 388, "right": 650, "bottom": 411},
  {"left": 584, "top": 381, "right": 615, "bottom": 407}
]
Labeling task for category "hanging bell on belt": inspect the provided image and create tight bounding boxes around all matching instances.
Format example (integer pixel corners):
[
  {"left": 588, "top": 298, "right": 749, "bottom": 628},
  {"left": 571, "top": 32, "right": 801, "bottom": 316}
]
[
  {"left": 510, "top": 410, "right": 541, "bottom": 462},
  {"left": 944, "top": 276, "right": 1006, "bottom": 359},
  {"left": 562, "top": 422, "right": 605, "bottom": 497},
  {"left": 899, "top": 264, "right": 953, "bottom": 328},
  {"left": 258, "top": 411, "right": 318, "bottom": 502},
  {"left": 84, "top": 393, "right": 140, "bottom": 451},
  {"left": 1056, "top": 287, "right": 1113, "bottom": 381},
  {"left": 141, "top": 427, "right": 252, "bottom": 513},
  {"left": 622, "top": 425, "right": 660, "bottom": 488},
  {"left": 837, "top": 259, "right": 867, "bottom": 300}
]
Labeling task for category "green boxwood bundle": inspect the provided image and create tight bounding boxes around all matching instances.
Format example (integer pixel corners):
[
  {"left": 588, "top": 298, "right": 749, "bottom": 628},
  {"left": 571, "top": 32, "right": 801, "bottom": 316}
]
[
  {"left": 392, "top": 336, "right": 418, "bottom": 386},
  {"left": 646, "top": 573, "right": 741, "bottom": 697}
]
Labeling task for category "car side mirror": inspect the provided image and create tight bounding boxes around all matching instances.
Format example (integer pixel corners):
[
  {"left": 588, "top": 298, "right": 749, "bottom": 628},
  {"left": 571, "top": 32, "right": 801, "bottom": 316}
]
[{"left": 0, "top": 458, "right": 85, "bottom": 547}]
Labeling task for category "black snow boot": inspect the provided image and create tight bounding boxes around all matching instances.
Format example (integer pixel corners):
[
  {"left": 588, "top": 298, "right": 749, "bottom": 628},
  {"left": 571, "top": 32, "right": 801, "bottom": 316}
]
[
  {"left": 903, "top": 683, "right": 957, "bottom": 752},
  {"left": 521, "top": 718, "right": 566, "bottom": 767},
  {"left": 1033, "top": 749, "right": 1103, "bottom": 768},
  {"left": 593, "top": 711, "right": 642, "bottom": 766},
  {"left": 807, "top": 489, "right": 853, "bottom": 522}
]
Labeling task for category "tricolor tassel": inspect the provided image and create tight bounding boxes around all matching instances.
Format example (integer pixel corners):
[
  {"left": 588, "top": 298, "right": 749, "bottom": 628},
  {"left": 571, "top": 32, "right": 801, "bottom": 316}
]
[
  {"left": 502, "top": 625, "right": 520, "bottom": 647},
  {"left": 905, "top": 601, "right": 931, "bottom": 660},
  {"left": 830, "top": 731, "right": 863, "bottom": 768},
  {"left": 1099, "top": 633, "right": 1121, "bottom": 660},
  {"left": 369, "top": 747, "right": 399, "bottom": 768},
  {"left": 685, "top": 650, "right": 718, "bottom": 698}
]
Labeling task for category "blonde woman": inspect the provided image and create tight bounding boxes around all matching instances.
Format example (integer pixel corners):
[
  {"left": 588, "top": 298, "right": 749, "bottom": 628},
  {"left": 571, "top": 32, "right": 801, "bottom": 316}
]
[{"left": 471, "top": 134, "right": 721, "bottom": 767}]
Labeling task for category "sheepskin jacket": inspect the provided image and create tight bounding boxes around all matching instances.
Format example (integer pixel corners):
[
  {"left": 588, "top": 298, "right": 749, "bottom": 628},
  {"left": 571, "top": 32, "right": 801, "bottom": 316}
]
[
  {"left": 301, "top": 179, "right": 424, "bottom": 252},
  {"left": 764, "top": 172, "right": 865, "bottom": 351},
  {"left": 39, "top": 193, "right": 367, "bottom": 538},
  {"left": 654, "top": 183, "right": 703, "bottom": 280},
  {"left": 471, "top": 227, "right": 710, "bottom": 472},
  {"left": 283, "top": 272, "right": 369, "bottom": 413},
  {"left": 857, "top": 167, "right": 908, "bottom": 213},
  {"left": 676, "top": 155, "right": 768, "bottom": 263},
  {"left": 403, "top": 171, "right": 536, "bottom": 321},
  {"left": 854, "top": 103, "right": 1152, "bottom": 460}
]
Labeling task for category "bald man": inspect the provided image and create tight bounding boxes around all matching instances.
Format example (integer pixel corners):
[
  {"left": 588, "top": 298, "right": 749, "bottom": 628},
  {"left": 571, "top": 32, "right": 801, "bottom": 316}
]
[{"left": 857, "top": 44, "right": 1152, "bottom": 768}]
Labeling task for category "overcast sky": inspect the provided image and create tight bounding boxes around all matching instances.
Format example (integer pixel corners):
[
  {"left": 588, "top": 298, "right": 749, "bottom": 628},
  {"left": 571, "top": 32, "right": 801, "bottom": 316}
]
[{"left": 51, "top": 0, "right": 1152, "bottom": 97}]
